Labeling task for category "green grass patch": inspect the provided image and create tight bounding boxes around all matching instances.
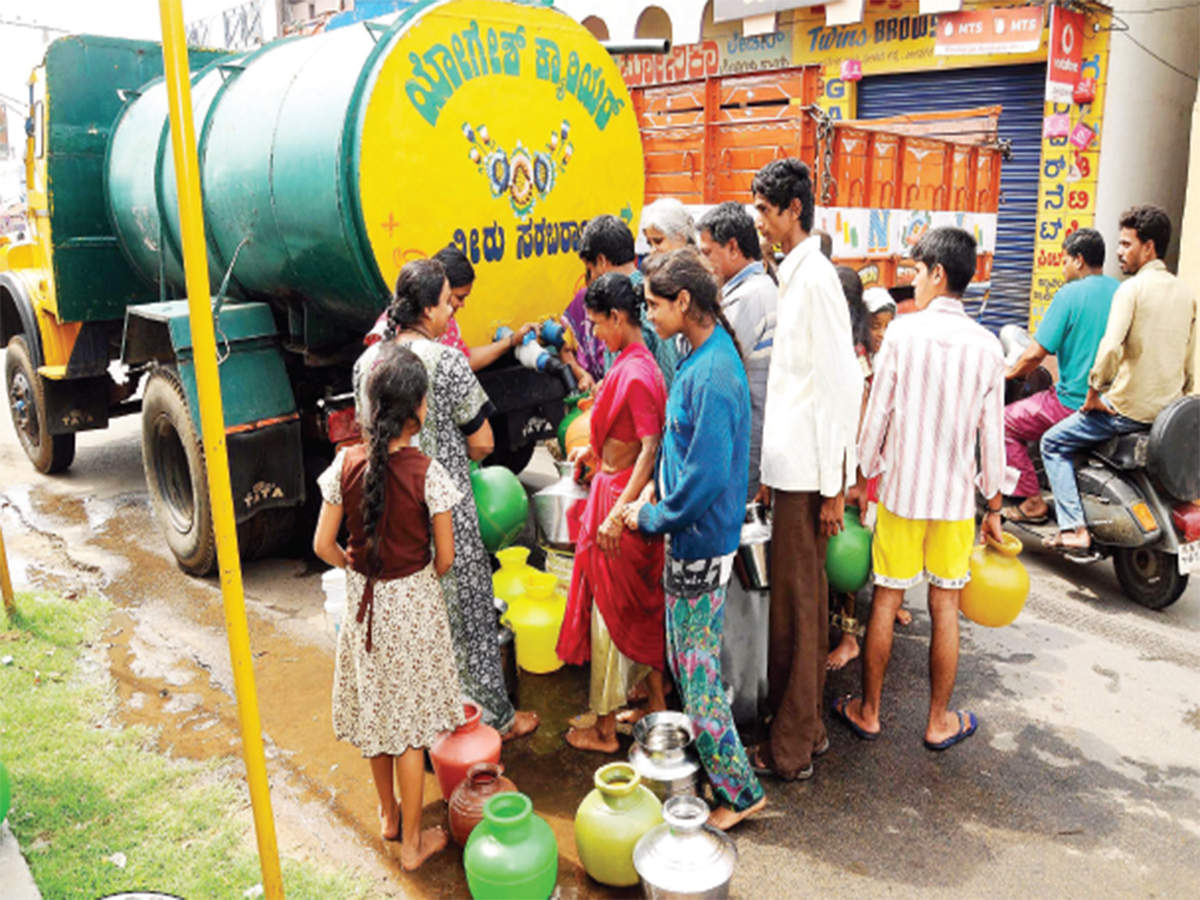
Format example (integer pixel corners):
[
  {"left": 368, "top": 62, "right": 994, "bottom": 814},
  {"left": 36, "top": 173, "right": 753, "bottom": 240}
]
[{"left": 1, "top": 593, "right": 372, "bottom": 899}]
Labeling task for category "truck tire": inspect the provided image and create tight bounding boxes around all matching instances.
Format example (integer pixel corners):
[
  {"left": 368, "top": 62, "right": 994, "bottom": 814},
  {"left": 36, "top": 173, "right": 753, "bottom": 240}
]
[
  {"left": 5, "top": 335, "right": 76, "bottom": 474},
  {"left": 1113, "top": 547, "right": 1188, "bottom": 611},
  {"left": 141, "top": 368, "right": 217, "bottom": 576}
]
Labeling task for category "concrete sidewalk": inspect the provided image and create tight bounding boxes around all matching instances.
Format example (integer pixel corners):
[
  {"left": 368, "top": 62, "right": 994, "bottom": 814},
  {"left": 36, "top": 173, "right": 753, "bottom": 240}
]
[{"left": 0, "top": 822, "right": 41, "bottom": 900}]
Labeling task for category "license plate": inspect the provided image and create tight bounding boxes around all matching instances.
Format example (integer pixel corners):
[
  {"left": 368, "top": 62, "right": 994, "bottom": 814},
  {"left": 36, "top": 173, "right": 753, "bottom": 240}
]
[{"left": 1179, "top": 539, "right": 1200, "bottom": 576}]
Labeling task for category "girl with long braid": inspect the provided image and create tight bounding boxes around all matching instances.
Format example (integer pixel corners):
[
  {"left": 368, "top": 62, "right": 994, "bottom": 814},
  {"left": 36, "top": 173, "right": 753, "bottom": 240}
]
[
  {"left": 622, "top": 247, "right": 766, "bottom": 831},
  {"left": 313, "top": 342, "right": 464, "bottom": 869},
  {"left": 353, "top": 259, "right": 540, "bottom": 742}
]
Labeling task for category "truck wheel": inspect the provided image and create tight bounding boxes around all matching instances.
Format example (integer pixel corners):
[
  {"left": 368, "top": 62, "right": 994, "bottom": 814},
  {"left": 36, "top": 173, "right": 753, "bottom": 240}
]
[
  {"left": 5, "top": 335, "right": 75, "bottom": 474},
  {"left": 141, "top": 368, "right": 217, "bottom": 576},
  {"left": 1113, "top": 547, "right": 1188, "bottom": 611}
]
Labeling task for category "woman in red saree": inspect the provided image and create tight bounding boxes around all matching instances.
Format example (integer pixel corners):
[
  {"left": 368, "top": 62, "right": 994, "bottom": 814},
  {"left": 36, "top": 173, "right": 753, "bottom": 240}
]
[{"left": 558, "top": 273, "right": 669, "bottom": 753}]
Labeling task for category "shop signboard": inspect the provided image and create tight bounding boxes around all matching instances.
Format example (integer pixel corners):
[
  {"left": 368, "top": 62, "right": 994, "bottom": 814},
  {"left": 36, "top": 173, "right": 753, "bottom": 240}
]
[
  {"left": 1045, "top": 6, "right": 1084, "bottom": 102},
  {"left": 933, "top": 5, "right": 1044, "bottom": 56}
]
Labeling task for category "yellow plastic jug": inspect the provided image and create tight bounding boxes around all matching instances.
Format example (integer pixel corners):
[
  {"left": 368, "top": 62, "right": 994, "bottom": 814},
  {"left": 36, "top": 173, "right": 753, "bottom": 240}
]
[{"left": 504, "top": 570, "right": 565, "bottom": 674}]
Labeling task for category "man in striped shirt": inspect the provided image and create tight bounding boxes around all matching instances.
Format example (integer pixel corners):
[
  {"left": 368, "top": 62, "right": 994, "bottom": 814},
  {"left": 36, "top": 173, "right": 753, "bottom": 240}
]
[{"left": 836, "top": 227, "right": 1013, "bottom": 752}]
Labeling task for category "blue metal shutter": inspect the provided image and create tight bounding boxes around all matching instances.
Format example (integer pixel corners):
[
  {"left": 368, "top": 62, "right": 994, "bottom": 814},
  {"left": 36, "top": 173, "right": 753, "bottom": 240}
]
[{"left": 857, "top": 64, "right": 1047, "bottom": 330}]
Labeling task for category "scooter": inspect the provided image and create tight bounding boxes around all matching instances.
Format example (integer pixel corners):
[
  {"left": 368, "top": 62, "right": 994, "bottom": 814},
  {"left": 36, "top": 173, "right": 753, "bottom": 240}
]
[{"left": 999, "top": 325, "right": 1200, "bottom": 610}]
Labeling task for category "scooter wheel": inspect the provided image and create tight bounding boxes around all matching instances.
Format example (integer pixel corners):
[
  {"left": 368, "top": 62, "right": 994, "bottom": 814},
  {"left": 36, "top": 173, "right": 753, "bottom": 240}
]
[{"left": 1113, "top": 547, "right": 1188, "bottom": 610}]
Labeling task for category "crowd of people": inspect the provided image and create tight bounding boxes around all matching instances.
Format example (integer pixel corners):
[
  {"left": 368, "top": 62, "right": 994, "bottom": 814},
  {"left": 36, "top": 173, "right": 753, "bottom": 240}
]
[{"left": 311, "top": 154, "right": 1198, "bottom": 868}]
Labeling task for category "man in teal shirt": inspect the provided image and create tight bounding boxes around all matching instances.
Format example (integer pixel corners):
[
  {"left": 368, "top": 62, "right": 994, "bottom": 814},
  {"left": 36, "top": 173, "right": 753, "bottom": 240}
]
[{"left": 1003, "top": 228, "right": 1118, "bottom": 523}]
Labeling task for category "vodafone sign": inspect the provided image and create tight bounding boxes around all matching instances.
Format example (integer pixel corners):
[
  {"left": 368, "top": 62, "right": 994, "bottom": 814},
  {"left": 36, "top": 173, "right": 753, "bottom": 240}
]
[{"left": 1046, "top": 6, "right": 1084, "bottom": 103}]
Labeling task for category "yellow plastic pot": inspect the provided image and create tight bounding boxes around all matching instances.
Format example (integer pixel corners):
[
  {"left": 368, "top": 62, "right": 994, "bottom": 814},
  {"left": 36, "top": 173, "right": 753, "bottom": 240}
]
[
  {"left": 960, "top": 533, "right": 1029, "bottom": 627},
  {"left": 503, "top": 570, "right": 565, "bottom": 674}
]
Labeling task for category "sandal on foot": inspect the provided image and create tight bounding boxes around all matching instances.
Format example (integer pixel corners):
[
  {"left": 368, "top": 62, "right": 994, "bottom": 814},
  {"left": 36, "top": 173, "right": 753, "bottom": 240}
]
[
  {"left": 832, "top": 696, "right": 880, "bottom": 741},
  {"left": 923, "top": 710, "right": 978, "bottom": 751},
  {"left": 1003, "top": 504, "right": 1050, "bottom": 525},
  {"left": 749, "top": 745, "right": 812, "bottom": 781}
]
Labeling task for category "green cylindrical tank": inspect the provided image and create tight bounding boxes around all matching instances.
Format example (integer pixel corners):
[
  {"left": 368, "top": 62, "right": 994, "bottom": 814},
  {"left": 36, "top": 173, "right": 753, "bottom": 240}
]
[{"left": 103, "top": 0, "right": 646, "bottom": 345}]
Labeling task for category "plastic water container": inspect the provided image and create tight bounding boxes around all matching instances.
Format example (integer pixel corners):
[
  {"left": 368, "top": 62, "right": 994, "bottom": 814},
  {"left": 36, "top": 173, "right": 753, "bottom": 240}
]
[{"left": 322, "top": 567, "right": 347, "bottom": 636}]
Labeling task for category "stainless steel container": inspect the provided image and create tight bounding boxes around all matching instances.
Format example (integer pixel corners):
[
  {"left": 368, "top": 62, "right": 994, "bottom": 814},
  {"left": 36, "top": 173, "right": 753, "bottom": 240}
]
[
  {"left": 493, "top": 597, "right": 519, "bottom": 705},
  {"left": 629, "top": 712, "right": 703, "bottom": 802},
  {"left": 633, "top": 795, "right": 737, "bottom": 899},
  {"left": 532, "top": 460, "right": 589, "bottom": 548},
  {"left": 733, "top": 503, "right": 771, "bottom": 591}
]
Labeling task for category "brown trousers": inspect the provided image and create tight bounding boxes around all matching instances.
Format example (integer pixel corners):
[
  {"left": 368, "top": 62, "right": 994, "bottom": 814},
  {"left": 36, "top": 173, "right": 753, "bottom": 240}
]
[{"left": 767, "top": 490, "right": 829, "bottom": 775}]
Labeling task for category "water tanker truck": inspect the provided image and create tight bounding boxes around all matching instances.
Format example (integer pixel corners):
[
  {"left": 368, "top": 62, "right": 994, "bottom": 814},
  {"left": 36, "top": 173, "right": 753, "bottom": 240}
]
[{"left": 0, "top": 0, "right": 645, "bottom": 573}]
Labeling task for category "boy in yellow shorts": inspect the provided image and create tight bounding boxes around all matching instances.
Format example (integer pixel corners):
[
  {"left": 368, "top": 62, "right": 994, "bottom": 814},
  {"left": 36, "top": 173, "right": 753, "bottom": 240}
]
[{"left": 836, "top": 227, "right": 1014, "bottom": 751}]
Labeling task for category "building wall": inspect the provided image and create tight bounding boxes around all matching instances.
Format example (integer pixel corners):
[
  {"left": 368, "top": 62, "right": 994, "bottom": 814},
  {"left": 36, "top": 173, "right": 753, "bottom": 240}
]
[
  {"left": 1092, "top": 0, "right": 1199, "bottom": 274},
  {"left": 553, "top": 0, "right": 708, "bottom": 45},
  {"left": 1179, "top": 91, "right": 1200, "bottom": 391}
]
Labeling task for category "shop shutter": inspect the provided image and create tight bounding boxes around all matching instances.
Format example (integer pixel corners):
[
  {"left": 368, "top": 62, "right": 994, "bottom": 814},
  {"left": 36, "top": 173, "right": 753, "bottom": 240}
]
[{"left": 857, "top": 64, "right": 1047, "bottom": 331}]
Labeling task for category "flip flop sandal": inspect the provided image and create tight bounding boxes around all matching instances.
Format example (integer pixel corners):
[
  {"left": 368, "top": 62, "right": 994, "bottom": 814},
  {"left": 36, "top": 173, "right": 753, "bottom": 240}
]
[
  {"left": 923, "top": 710, "right": 978, "bottom": 751},
  {"left": 1002, "top": 505, "right": 1050, "bottom": 525},
  {"left": 832, "top": 696, "right": 880, "bottom": 741}
]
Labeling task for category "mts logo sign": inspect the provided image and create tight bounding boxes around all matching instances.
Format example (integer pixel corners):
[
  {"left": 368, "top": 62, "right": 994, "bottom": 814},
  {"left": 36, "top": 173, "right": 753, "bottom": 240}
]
[{"left": 935, "top": 5, "right": 1045, "bottom": 56}]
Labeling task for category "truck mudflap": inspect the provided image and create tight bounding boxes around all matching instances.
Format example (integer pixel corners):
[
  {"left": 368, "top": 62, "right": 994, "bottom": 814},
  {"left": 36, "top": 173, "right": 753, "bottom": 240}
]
[
  {"left": 124, "top": 300, "right": 305, "bottom": 521},
  {"left": 227, "top": 415, "right": 305, "bottom": 523},
  {"left": 477, "top": 362, "right": 568, "bottom": 470}
]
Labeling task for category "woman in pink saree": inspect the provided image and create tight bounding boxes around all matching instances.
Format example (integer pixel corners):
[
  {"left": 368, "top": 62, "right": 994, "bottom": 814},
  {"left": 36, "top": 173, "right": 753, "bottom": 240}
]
[{"left": 558, "top": 273, "right": 669, "bottom": 753}]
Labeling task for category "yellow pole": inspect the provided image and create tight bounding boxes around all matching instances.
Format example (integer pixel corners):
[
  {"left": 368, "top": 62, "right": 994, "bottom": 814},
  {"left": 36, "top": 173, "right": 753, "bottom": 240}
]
[
  {"left": 156, "top": 3, "right": 283, "bottom": 896},
  {"left": 0, "top": 523, "right": 14, "bottom": 617}
]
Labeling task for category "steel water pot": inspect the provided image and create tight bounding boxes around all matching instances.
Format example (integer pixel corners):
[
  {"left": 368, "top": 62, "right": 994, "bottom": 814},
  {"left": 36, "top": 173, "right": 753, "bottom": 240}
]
[
  {"left": 629, "top": 712, "right": 702, "bottom": 802},
  {"left": 532, "top": 460, "right": 589, "bottom": 547},
  {"left": 633, "top": 795, "right": 737, "bottom": 899},
  {"left": 733, "top": 503, "right": 771, "bottom": 591}
]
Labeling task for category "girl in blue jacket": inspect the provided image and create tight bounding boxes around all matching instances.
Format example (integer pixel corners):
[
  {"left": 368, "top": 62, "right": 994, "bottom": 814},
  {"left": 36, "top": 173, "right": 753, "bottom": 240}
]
[{"left": 623, "top": 247, "right": 765, "bottom": 830}]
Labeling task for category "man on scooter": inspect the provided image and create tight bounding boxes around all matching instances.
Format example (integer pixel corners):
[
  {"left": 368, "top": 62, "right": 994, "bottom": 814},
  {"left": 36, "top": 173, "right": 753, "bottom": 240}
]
[
  {"left": 1042, "top": 205, "right": 1198, "bottom": 552},
  {"left": 1003, "top": 229, "right": 1118, "bottom": 524}
]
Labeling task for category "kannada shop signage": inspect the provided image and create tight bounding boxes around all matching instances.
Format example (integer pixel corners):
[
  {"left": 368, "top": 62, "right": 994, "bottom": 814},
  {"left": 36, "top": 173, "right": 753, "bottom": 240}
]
[
  {"left": 934, "top": 5, "right": 1044, "bottom": 56},
  {"left": 1045, "top": 5, "right": 1084, "bottom": 102},
  {"left": 790, "top": 5, "right": 1046, "bottom": 76}
]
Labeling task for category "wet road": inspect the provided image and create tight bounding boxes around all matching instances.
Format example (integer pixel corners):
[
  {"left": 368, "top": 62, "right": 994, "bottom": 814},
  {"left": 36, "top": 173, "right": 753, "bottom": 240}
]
[{"left": 3, "top": 353, "right": 1200, "bottom": 898}]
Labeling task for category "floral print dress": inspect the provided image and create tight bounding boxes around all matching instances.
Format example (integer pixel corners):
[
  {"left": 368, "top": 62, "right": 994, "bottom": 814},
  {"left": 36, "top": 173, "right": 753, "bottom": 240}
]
[
  {"left": 354, "top": 337, "right": 515, "bottom": 733},
  {"left": 319, "top": 452, "right": 467, "bottom": 756}
]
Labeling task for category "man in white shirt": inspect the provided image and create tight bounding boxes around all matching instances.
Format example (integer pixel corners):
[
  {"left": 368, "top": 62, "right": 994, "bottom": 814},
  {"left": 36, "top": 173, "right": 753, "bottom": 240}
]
[
  {"left": 840, "top": 227, "right": 1011, "bottom": 752},
  {"left": 750, "top": 159, "right": 863, "bottom": 780}
]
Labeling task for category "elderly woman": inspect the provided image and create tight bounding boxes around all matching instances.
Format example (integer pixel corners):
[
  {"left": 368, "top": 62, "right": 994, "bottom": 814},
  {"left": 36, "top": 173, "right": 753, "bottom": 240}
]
[
  {"left": 354, "top": 258, "right": 539, "bottom": 742},
  {"left": 641, "top": 198, "right": 696, "bottom": 255}
]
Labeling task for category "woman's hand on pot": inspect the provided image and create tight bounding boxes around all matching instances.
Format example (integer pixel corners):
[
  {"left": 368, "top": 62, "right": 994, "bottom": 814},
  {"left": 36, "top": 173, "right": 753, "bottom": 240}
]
[{"left": 819, "top": 492, "right": 845, "bottom": 538}]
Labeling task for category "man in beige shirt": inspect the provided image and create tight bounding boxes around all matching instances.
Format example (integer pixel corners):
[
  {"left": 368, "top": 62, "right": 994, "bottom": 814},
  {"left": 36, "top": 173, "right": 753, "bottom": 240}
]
[{"left": 1042, "top": 205, "right": 1197, "bottom": 551}]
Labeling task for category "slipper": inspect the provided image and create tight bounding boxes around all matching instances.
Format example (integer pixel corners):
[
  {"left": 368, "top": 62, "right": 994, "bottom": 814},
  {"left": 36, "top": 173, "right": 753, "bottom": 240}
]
[
  {"left": 832, "top": 696, "right": 880, "bottom": 741},
  {"left": 1003, "top": 504, "right": 1050, "bottom": 525},
  {"left": 923, "top": 710, "right": 978, "bottom": 751},
  {"left": 748, "top": 745, "right": 812, "bottom": 781}
]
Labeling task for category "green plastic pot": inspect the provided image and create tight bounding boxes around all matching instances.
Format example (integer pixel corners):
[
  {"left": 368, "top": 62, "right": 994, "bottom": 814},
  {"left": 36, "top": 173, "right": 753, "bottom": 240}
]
[
  {"left": 574, "top": 762, "right": 662, "bottom": 887},
  {"left": 825, "top": 505, "right": 872, "bottom": 594},
  {"left": 464, "top": 792, "right": 558, "bottom": 899},
  {"left": 556, "top": 394, "right": 584, "bottom": 456},
  {"left": 470, "top": 463, "right": 529, "bottom": 554}
]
